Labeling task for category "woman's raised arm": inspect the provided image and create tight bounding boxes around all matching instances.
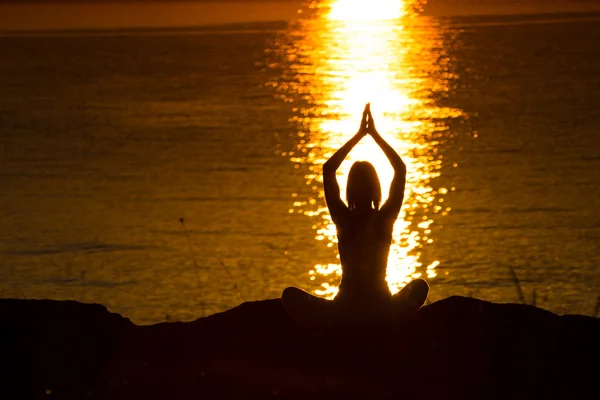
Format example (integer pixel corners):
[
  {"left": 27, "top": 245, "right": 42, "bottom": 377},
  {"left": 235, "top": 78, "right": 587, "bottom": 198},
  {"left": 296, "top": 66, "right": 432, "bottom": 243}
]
[
  {"left": 323, "top": 104, "right": 369, "bottom": 224},
  {"left": 367, "top": 107, "right": 406, "bottom": 218}
]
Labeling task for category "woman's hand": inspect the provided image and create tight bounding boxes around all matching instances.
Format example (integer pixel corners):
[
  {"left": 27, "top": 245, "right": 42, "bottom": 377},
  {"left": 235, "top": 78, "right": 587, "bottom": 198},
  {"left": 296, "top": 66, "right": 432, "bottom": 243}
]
[
  {"left": 324, "top": 104, "right": 373, "bottom": 221},
  {"left": 366, "top": 105, "right": 379, "bottom": 137},
  {"left": 358, "top": 103, "right": 370, "bottom": 137},
  {"left": 365, "top": 103, "right": 407, "bottom": 219}
]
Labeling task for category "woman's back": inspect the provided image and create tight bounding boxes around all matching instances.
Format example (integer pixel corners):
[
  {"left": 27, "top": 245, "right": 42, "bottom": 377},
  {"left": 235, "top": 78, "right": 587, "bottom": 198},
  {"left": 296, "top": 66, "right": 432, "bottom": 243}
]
[
  {"left": 336, "top": 209, "right": 393, "bottom": 304},
  {"left": 280, "top": 104, "right": 429, "bottom": 328},
  {"left": 321, "top": 105, "right": 406, "bottom": 305}
]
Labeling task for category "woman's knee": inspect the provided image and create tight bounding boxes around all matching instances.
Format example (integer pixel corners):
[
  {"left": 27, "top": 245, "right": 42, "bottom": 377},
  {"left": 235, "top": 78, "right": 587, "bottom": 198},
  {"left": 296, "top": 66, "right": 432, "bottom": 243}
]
[
  {"left": 394, "top": 278, "right": 429, "bottom": 307},
  {"left": 408, "top": 278, "right": 429, "bottom": 297},
  {"left": 282, "top": 286, "right": 304, "bottom": 301}
]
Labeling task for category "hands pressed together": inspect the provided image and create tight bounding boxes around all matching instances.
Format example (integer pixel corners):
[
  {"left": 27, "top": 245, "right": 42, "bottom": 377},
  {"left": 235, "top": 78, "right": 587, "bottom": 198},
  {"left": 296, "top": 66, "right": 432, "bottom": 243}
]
[{"left": 358, "top": 103, "right": 379, "bottom": 138}]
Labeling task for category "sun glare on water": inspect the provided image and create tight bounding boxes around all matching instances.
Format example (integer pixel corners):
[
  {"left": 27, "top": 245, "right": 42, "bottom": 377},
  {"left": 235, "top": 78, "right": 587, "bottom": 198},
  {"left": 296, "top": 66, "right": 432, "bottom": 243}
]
[
  {"left": 269, "top": 0, "right": 463, "bottom": 298},
  {"left": 328, "top": 0, "right": 406, "bottom": 21}
]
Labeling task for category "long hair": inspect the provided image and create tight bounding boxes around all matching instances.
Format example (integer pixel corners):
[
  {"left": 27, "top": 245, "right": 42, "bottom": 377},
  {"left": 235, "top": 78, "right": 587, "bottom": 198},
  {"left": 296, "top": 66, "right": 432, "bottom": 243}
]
[{"left": 346, "top": 161, "right": 382, "bottom": 210}]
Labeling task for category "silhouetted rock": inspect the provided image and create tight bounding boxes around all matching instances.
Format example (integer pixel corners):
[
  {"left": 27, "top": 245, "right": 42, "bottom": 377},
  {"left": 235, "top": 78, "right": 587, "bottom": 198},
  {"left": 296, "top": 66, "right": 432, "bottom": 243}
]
[{"left": 1, "top": 296, "right": 598, "bottom": 399}]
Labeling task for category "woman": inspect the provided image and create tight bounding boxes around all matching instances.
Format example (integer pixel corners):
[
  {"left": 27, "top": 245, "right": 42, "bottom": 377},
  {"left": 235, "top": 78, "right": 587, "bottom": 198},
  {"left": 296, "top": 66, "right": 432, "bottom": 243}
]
[{"left": 282, "top": 104, "right": 429, "bottom": 326}]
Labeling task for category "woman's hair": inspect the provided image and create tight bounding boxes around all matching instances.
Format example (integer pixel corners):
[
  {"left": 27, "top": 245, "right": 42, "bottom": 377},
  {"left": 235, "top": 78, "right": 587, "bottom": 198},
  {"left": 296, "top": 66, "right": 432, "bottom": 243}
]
[{"left": 346, "top": 161, "right": 382, "bottom": 210}]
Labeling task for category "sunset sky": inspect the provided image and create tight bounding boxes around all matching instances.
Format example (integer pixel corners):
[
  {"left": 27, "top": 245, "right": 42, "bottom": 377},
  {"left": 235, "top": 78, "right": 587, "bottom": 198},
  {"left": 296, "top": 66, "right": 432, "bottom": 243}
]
[
  {"left": 0, "top": 0, "right": 599, "bottom": 32},
  {"left": 0, "top": 1, "right": 304, "bottom": 31}
]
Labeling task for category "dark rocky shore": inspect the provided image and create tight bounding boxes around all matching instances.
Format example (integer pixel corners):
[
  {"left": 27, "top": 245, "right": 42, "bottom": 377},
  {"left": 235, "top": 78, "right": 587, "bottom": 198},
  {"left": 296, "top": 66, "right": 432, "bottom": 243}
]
[{"left": 1, "top": 296, "right": 598, "bottom": 399}]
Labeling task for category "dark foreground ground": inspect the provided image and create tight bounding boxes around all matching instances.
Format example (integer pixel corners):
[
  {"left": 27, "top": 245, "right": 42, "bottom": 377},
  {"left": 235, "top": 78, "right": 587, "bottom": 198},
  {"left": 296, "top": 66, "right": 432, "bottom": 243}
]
[{"left": 1, "top": 296, "right": 598, "bottom": 399}]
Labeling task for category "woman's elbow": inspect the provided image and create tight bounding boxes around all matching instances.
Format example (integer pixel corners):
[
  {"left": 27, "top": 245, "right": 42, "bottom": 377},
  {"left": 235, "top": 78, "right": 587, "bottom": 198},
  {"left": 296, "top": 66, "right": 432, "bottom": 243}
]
[{"left": 395, "top": 160, "right": 406, "bottom": 173}]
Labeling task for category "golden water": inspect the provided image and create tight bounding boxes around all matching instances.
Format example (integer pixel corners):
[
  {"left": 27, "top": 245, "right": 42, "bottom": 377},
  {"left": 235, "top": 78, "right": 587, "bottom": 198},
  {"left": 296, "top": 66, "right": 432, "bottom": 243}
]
[
  {"left": 3, "top": 1, "right": 599, "bottom": 323},
  {"left": 271, "top": 0, "right": 464, "bottom": 298}
]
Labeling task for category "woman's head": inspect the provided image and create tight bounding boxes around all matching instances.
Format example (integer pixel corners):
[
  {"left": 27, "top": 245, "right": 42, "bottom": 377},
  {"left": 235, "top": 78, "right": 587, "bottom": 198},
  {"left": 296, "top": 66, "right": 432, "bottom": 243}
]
[{"left": 346, "top": 161, "right": 381, "bottom": 210}]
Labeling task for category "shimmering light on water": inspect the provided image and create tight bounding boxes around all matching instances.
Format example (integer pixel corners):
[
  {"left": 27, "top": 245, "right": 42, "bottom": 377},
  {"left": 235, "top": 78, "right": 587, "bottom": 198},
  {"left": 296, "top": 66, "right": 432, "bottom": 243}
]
[
  {"left": 271, "top": 0, "right": 464, "bottom": 298},
  {"left": 3, "top": 3, "right": 600, "bottom": 322},
  {"left": 328, "top": 0, "right": 406, "bottom": 21}
]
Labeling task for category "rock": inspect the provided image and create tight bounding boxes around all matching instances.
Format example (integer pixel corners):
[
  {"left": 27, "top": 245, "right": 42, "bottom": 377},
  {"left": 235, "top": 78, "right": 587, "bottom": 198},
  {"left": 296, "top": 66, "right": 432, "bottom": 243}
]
[
  {"left": 0, "top": 298, "right": 134, "bottom": 399},
  {"left": 1, "top": 296, "right": 598, "bottom": 399}
]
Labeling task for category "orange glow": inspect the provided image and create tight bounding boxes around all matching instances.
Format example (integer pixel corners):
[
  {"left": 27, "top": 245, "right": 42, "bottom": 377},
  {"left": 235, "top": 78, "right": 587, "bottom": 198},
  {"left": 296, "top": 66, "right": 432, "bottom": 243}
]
[{"left": 271, "top": 0, "right": 463, "bottom": 298}]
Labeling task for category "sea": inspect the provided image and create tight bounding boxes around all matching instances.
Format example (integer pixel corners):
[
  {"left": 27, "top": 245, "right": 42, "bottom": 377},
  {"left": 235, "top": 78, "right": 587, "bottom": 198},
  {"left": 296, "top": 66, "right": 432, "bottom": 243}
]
[{"left": 1, "top": 0, "right": 599, "bottom": 325}]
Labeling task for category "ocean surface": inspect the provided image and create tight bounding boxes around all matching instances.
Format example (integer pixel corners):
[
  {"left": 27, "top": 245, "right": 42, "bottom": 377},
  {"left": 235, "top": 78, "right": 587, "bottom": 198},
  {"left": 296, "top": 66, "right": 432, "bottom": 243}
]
[{"left": 1, "top": 1, "right": 599, "bottom": 324}]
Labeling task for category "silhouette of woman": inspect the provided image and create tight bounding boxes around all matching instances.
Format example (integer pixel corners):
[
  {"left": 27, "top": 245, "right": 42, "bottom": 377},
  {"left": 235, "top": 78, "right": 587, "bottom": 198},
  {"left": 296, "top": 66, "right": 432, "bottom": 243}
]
[{"left": 282, "top": 104, "right": 429, "bottom": 326}]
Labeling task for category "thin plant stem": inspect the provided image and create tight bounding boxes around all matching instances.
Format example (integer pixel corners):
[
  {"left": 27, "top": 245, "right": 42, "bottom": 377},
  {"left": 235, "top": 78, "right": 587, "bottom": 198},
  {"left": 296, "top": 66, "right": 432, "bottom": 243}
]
[
  {"left": 507, "top": 264, "right": 526, "bottom": 305},
  {"left": 179, "top": 217, "right": 201, "bottom": 291}
]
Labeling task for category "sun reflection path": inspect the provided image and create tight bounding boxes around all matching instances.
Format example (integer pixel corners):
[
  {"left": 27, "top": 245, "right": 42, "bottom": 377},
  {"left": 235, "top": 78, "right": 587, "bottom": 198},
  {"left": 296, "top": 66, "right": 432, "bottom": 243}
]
[{"left": 269, "top": 0, "right": 463, "bottom": 299}]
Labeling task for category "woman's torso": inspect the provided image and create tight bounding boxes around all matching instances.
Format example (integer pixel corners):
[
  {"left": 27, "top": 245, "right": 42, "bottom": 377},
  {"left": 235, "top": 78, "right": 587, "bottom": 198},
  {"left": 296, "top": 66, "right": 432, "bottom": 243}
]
[{"left": 335, "top": 209, "right": 394, "bottom": 304}]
